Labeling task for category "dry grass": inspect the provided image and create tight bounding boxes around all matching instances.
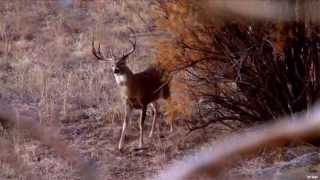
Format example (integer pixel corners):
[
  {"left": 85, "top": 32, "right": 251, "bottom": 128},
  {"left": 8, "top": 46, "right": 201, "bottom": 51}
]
[{"left": 1, "top": 1, "right": 320, "bottom": 180}]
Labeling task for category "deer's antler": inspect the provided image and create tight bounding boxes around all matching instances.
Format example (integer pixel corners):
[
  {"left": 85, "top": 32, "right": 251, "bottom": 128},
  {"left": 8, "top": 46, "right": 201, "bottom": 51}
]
[
  {"left": 119, "top": 28, "right": 137, "bottom": 61},
  {"left": 92, "top": 36, "right": 113, "bottom": 61}
]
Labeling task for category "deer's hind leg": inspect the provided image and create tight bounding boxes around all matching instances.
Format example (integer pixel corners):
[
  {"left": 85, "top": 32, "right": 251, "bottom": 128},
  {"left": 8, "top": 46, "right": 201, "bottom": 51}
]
[
  {"left": 139, "top": 105, "right": 147, "bottom": 148},
  {"left": 149, "top": 102, "right": 158, "bottom": 138}
]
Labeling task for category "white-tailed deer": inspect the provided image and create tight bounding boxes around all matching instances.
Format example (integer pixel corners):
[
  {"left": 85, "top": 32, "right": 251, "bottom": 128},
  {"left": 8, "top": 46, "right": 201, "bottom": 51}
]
[{"left": 92, "top": 33, "right": 171, "bottom": 150}]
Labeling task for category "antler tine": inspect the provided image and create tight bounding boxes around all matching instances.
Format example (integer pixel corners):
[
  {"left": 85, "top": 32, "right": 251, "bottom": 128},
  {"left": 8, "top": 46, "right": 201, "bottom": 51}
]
[
  {"left": 97, "top": 43, "right": 103, "bottom": 58},
  {"left": 92, "top": 39, "right": 103, "bottom": 60},
  {"left": 112, "top": 49, "right": 116, "bottom": 59},
  {"left": 92, "top": 36, "right": 112, "bottom": 61},
  {"left": 121, "top": 28, "right": 137, "bottom": 59}
]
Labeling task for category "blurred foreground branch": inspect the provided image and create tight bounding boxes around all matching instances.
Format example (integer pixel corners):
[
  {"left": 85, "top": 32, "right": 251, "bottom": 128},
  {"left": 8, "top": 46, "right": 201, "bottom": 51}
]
[
  {"left": 155, "top": 104, "right": 320, "bottom": 180},
  {"left": 0, "top": 104, "right": 100, "bottom": 180}
]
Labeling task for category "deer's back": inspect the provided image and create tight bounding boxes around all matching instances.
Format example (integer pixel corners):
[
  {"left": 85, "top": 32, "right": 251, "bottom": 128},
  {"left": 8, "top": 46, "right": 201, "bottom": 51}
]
[{"left": 132, "top": 67, "right": 168, "bottom": 105}]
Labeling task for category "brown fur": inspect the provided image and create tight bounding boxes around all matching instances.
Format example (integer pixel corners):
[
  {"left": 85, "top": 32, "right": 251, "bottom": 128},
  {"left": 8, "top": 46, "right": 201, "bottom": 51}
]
[{"left": 125, "top": 66, "right": 170, "bottom": 108}]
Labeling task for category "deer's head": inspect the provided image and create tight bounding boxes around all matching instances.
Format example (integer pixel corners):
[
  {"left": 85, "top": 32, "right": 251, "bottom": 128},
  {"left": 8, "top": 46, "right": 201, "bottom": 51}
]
[{"left": 92, "top": 36, "right": 136, "bottom": 75}]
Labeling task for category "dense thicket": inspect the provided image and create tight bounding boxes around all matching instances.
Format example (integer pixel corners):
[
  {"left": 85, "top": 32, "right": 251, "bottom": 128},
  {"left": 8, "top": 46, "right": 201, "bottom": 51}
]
[{"left": 154, "top": 1, "right": 320, "bottom": 130}]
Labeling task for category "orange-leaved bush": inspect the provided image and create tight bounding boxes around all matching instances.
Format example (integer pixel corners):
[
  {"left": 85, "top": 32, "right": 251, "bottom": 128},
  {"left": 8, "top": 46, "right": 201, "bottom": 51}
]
[{"left": 153, "top": 0, "right": 320, "bottom": 130}]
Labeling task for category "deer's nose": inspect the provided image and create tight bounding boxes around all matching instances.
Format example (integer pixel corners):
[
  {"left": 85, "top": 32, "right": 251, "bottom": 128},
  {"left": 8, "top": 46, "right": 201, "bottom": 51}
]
[{"left": 114, "top": 68, "right": 120, "bottom": 74}]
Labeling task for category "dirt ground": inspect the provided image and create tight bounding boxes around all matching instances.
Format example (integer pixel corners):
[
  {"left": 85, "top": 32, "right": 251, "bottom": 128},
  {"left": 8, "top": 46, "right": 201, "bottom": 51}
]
[
  {"left": 1, "top": 1, "right": 320, "bottom": 180},
  {"left": 1, "top": 89, "right": 320, "bottom": 180},
  {"left": 0, "top": 101, "right": 233, "bottom": 180},
  {"left": 1, "top": 101, "right": 319, "bottom": 180}
]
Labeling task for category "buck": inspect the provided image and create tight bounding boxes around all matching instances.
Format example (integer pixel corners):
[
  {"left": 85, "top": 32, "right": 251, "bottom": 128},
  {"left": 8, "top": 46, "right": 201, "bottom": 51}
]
[{"left": 92, "top": 35, "right": 171, "bottom": 150}]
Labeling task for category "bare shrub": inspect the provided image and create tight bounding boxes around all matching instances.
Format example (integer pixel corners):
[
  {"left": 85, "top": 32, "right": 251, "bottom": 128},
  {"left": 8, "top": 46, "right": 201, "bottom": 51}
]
[{"left": 154, "top": 0, "right": 320, "bottom": 130}]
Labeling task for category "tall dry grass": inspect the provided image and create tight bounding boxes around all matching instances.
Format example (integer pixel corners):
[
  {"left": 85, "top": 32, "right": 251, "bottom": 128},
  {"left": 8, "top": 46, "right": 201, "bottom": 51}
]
[
  {"left": 0, "top": 0, "right": 157, "bottom": 179},
  {"left": 0, "top": 0, "right": 157, "bottom": 123}
]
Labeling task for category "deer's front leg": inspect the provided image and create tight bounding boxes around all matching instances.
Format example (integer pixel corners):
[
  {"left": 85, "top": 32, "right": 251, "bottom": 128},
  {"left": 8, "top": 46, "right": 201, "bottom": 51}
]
[
  {"left": 118, "top": 105, "right": 131, "bottom": 150},
  {"left": 139, "top": 105, "right": 147, "bottom": 148}
]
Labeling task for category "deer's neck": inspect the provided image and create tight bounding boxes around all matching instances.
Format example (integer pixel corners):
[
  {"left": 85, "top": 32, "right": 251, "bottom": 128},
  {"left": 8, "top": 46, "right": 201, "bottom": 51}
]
[
  {"left": 114, "top": 67, "right": 134, "bottom": 87},
  {"left": 114, "top": 67, "right": 140, "bottom": 102}
]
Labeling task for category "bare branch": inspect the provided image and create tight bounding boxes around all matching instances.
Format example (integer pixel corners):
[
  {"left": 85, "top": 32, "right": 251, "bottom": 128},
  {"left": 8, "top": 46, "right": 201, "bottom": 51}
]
[
  {"left": 155, "top": 105, "right": 320, "bottom": 180},
  {"left": 0, "top": 104, "right": 101, "bottom": 180}
]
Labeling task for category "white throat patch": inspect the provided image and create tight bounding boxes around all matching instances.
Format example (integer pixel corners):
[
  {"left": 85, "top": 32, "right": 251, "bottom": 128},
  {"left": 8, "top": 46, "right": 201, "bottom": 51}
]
[{"left": 114, "top": 74, "right": 127, "bottom": 86}]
